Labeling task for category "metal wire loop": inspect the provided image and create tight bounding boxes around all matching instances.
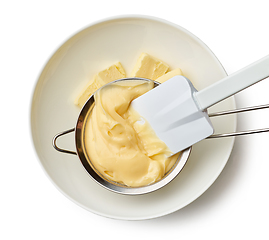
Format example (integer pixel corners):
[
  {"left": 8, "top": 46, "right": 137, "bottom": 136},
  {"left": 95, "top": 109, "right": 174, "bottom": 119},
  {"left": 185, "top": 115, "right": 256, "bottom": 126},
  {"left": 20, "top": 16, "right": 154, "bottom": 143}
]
[{"left": 52, "top": 128, "right": 77, "bottom": 155}]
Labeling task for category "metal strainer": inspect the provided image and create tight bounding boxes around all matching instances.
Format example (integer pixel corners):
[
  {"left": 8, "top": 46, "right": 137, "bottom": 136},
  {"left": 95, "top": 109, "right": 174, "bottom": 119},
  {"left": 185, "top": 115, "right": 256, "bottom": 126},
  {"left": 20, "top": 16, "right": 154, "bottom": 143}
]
[
  {"left": 53, "top": 78, "right": 191, "bottom": 195},
  {"left": 53, "top": 78, "right": 269, "bottom": 195}
]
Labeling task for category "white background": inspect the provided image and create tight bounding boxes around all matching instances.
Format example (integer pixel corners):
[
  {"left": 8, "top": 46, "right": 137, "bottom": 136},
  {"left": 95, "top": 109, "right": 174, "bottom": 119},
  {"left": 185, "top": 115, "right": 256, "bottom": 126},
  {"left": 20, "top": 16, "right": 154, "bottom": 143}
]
[{"left": 1, "top": 0, "right": 269, "bottom": 239}]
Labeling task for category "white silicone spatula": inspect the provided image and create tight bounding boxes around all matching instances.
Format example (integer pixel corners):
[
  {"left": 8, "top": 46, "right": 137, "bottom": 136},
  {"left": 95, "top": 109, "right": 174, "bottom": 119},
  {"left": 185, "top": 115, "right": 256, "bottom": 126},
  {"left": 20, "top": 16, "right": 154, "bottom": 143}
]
[{"left": 131, "top": 55, "right": 269, "bottom": 154}]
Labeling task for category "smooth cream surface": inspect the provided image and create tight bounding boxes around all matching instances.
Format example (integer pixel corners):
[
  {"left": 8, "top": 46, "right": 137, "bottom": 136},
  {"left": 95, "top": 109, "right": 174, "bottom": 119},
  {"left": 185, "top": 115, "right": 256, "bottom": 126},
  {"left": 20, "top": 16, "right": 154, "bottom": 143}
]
[{"left": 84, "top": 80, "right": 179, "bottom": 187}]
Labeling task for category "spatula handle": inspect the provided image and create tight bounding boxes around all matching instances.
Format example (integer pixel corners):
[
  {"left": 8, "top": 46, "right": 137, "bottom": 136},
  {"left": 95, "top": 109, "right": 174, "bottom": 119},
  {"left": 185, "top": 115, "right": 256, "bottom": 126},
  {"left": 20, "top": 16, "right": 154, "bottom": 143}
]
[{"left": 194, "top": 55, "right": 269, "bottom": 110}]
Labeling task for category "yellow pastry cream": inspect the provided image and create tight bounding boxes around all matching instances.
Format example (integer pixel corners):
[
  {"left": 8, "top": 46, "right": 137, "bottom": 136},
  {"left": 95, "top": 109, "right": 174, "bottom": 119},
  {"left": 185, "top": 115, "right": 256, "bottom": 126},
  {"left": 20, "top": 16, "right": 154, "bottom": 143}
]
[
  {"left": 75, "top": 62, "right": 126, "bottom": 108},
  {"left": 84, "top": 80, "right": 180, "bottom": 187}
]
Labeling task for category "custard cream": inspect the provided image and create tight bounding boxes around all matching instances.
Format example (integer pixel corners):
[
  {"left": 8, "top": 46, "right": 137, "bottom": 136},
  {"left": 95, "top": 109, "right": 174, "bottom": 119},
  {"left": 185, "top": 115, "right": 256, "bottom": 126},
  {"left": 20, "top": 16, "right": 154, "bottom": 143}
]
[
  {"left": 84, "top": 80, "right": 180, "bottom": 187},
  {"left": 156, "top": 68, "right": 183, "bottom": 83},
  {"left": 131, "top": 53, "right": 169, "bottom": 80},
  {"left": 75, "top": 62, "right": 126, "bottom": 108}
]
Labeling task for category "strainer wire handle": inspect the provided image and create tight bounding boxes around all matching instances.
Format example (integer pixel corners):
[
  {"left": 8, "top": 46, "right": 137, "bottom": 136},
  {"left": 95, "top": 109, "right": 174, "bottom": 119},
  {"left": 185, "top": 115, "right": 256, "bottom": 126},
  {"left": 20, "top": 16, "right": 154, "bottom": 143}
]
[
  {"left": 52, "top": 128, "right": 77, "bottom": 155},
  {"left": 208, "top": 104, "right": 269, "bottom": 138}
]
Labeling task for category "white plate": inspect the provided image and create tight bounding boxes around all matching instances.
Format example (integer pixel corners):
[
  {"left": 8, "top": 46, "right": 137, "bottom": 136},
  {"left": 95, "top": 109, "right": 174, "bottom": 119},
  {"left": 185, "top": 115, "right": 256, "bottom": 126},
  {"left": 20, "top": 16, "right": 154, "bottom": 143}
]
[{"left": 31, "top": 15, "right": 236, "bottom": 220}]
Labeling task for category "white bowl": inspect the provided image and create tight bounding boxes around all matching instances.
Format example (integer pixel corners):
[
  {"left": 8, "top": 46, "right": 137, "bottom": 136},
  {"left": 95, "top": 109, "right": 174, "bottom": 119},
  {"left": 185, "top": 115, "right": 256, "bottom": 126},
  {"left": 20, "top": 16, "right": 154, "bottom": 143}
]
[{"left": 31, "top": 15, "right": 236, "bottom": 220}]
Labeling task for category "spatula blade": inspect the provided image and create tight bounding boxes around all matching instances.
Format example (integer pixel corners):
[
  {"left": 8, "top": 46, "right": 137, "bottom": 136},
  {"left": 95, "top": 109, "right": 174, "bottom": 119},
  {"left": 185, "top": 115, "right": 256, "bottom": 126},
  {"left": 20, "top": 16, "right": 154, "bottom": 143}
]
[{"left": 131, "top": 75, "right": 214, "bottom": 155}]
